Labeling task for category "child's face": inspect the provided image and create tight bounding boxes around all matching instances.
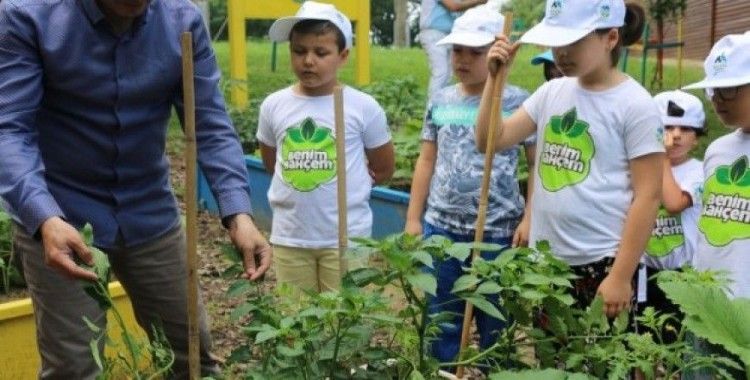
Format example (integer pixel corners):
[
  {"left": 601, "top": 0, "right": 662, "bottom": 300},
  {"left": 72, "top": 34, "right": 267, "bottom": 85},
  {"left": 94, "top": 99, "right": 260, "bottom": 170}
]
[
  {"left": 451, "top": 45, "right": 489, "bottom": 88},
  {"left": 551, "top": 30, "right": 617, "bottom": 78},
  {"left": 709, "top": 84, "right": 750, "bottom": 131},
  {"left": 664, "top": 125, "right": 698, "bottom": 164},
  {"left": 289, "top": 31, "right": 349, "bottom": 95}
]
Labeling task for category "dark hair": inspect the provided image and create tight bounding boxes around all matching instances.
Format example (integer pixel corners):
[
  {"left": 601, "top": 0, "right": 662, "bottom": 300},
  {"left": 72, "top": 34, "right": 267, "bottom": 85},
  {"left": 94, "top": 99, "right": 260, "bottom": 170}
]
[
  {"left": 289, "top": 19, "right": 347, "bottom": 52},
  {"left": 595, "top": 2, "right": 646, "bottom": 67}
]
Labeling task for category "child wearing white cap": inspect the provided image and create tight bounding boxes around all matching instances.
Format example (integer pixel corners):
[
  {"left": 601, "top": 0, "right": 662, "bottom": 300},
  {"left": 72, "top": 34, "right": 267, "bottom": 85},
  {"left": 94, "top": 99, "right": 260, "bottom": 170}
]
[
  {"left": 257, "top": 1, "right": 395, "bottom": 293},
  {"left": 476, "top": 0, "right": 665, "bottom": 320},
  {"left": 404, "top": 5, "right": 534, "bottom": 364},
  {"left": 683, "top": 32, "right": 750, "bottom": 301},
  {"left": 637, "top": 90, "right": 706, "bottom": 344},
  {"left": 681, "top": 31, "right": 750, "bottom": 380}
]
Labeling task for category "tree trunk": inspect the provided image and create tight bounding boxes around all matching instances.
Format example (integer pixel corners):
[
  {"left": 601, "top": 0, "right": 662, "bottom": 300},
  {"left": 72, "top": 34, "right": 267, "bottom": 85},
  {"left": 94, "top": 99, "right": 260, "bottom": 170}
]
[{"left": 394, "top": 0, "right": 409, "bottom": 47}]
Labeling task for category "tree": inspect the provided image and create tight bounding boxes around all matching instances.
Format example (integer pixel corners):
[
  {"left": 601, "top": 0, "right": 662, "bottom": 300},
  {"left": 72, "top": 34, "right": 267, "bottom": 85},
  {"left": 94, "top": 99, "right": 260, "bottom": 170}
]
[
  {"left": 393, "top": 0, "right": 409, "bottom": 47},
  {"left": 646, "top": 0, "right": 688, "bottom": 89}
]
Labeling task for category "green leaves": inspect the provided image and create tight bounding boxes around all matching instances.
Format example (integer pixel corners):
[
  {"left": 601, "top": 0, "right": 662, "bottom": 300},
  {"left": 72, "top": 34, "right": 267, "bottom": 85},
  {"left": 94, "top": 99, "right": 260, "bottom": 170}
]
[
  {"left": 77, "top": 224, "right": 112, "bottom": 310},
  {"left": 561, "top": 108, "right": 577, "bottom": 134},
  {"left": 301, "top": 118, "right": 316, "bottom": 140},
  {"left": 406, "top": 272, "right": 437, "bottom": 296},
  {"left": 660, "top": 281, "right": 750, "bottom": 366}
]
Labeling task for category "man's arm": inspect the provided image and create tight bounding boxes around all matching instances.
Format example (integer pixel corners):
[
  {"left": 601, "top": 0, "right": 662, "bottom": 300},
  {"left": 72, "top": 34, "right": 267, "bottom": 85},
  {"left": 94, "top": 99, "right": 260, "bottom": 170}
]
[
  {"left": 0, "top": 4, "right": 95, "bottom": 280},
  {"left": 173, "top": 12, "right": 270, "bottom": 280}
]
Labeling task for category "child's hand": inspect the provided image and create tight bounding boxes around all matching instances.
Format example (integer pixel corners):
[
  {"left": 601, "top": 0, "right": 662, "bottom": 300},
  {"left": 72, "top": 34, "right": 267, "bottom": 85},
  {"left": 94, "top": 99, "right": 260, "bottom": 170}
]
[
  {"left": 512, "top": 214, "right": 530, "bottom": 248},
  {"left": 596, "top": 273, "right": 633, "bottom": 318},
  {"left": 487, "top": 35, "right": 520, "bottom": 76},
  {"left": 404, "top": 219, "right": 422, "bottom": 237}
]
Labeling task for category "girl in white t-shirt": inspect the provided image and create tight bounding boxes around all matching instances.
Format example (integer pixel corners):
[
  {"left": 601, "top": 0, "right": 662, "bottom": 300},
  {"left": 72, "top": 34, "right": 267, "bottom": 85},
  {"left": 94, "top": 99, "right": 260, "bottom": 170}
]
[
  {"left": 476, "top": 0, "right": 665, "bottom": 318},
  {"left": 636, "top": 90, "right": 705, "bottom": 344}
]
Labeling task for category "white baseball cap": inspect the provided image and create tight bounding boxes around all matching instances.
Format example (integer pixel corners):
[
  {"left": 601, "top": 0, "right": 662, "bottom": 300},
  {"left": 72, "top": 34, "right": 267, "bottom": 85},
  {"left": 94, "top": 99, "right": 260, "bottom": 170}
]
[
  {"left": 520, "top": 0, "right": 625, "bottom": 47},
  {"left": 683, "top": 32, "right": 750, "bottom": 90},
  {"left": 436, "top": 6, "right": 505, "bottom": 47},
  {"left": 653, "top": 90, "right": 706, "bottom": 130},
  {"left": 269, "top": 1, "right": 353, "bottom": 49}
]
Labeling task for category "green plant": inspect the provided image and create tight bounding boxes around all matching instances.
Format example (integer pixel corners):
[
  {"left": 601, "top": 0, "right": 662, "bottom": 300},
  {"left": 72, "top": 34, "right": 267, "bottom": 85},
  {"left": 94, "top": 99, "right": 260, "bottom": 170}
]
[
  {"left": 77, "top": 225, "right": 175, "bottom": 379},
  {"left": 658, "top": 269, "right": 750, "bottom": 377},
  {"left": 362, "top": 76, "right": 425, "bottom": 130},
  {"left": 0, "top": 209, "right": 23, "bottom": 294}
]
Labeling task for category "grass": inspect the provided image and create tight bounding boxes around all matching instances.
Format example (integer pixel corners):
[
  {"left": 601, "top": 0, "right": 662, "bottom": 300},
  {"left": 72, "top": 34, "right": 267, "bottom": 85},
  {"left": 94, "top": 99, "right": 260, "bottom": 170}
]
[
  {"left": 206, "top": 39, "right": 725, "bottom": 159},
  {"left": 168, "top": 39, "right": 726, "bottom": 165}
]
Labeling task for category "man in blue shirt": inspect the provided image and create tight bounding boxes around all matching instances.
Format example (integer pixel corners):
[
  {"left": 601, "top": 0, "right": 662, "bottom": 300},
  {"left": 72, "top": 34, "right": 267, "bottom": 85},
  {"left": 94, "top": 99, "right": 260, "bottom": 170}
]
[{"left": 0, "top": 0, "right": 271, "bottom": 377}]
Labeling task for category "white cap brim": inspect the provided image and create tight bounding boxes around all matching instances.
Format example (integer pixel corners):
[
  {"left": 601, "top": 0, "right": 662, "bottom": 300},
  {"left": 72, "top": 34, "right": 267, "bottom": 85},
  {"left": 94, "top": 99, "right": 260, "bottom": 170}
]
[
  {"left": 682, "top": 75, "right": 750, "bottom": 90},
  {"left": 662, "top": 116, "right": 703, "bottom": 129},
  {"left": 436, "top": 32, "right": 494, "bottom": 47},
  {"left": 520, "top": 22, "right": 591, "bottom": 47}
]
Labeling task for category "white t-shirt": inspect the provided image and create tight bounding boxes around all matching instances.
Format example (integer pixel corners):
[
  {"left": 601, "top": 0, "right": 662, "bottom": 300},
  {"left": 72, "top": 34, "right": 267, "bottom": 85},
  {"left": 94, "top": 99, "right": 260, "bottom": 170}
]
[
  {"left": 694, "top": 129, "right": 750, "bottom": 298},
  {"left": 642, "top": 158, "right": 703, "bottom": 270},
  {"left": 256, "top": 86, "right": 391, "bottom": 248},
  {"left": 523, "top": 77, "right": 665, "bottom": 265}
]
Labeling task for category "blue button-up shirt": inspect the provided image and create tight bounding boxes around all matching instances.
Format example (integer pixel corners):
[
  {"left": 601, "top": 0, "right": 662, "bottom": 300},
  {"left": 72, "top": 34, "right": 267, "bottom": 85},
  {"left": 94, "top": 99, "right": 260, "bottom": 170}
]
[{"left": 0, "top": 0, "right": 251, "bottom": 248}]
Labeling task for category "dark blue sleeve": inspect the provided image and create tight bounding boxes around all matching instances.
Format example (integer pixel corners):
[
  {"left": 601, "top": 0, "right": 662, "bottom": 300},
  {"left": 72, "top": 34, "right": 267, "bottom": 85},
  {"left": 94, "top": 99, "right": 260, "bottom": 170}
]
[
  {"left": 171, "top": 9, "right": 252, "bottom": 218},
  {"left": 0, "top": 2, "right": 65, "bottom": 234}
]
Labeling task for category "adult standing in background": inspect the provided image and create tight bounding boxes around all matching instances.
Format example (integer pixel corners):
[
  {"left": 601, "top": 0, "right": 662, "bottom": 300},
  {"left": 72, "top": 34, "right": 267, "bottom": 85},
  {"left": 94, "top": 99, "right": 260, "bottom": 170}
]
[{"left": 419, "top": 0, "right": 488, "bottom": 98}]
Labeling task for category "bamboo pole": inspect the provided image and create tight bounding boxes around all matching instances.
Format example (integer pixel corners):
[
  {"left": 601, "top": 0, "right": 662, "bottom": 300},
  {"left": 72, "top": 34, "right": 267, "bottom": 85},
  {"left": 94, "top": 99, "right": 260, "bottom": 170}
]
[
  {"left": 455, "top": 13, "right": 513, "bottom": 379},
  {"left": 334, "top": 86, "right": 348, "bottom": 270},
  {"left": 181, "top": 32, "right": 200, "bottom": 380}
]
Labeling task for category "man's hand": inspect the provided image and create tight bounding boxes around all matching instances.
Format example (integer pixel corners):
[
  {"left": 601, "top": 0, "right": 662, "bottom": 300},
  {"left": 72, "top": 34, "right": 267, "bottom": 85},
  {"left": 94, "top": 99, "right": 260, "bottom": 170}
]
[
  {"left": 227, "top": 214, "right": 272, "bottom": 281},
  {"left": 39, "top": 217, "right": 98, "bottom": 281},
  {"left": 404, "top": 219, "right": 422, "bottom": 237}
]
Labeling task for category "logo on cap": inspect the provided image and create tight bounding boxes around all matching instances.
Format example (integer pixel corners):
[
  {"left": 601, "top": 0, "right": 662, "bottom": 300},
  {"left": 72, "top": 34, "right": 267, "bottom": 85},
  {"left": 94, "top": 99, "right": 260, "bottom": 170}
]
[
  {"left": 713, "top": 53, "right": 728, "bottom": 76},
  {"left": 550, "top": 0, "right": 563, "bottom": 17},
  {"left": 667, "top": 101, "right": 685, "bottom": 118},
  {"left": 599, "top": 4, "right": 611, "bottom": 21}
]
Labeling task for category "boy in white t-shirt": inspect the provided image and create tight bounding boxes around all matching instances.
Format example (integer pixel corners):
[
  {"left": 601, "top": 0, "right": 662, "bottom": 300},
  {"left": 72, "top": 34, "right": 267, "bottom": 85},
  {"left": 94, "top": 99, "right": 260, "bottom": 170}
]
[
  {"left": 637, "top": 90, "right": 705, "bottom": 343},
  {"left": 681, "top": 31, "right": 750, "bottom": 380},
  {"left": 257, "top": 2, "right": 395, "bottom": 293}
]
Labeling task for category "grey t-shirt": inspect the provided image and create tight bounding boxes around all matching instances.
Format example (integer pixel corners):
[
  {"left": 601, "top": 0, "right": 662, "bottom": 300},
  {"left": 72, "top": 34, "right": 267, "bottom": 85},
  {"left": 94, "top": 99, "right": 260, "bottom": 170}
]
[{"left": 421, "top": 84, "right": 532, "bottom": 238}]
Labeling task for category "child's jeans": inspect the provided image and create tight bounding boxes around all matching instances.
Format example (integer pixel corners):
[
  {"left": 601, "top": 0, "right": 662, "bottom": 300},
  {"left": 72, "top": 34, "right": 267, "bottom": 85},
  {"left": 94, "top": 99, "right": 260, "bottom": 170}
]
[{"left": 423, "top": 222, "right": 512, "bottom": 364}]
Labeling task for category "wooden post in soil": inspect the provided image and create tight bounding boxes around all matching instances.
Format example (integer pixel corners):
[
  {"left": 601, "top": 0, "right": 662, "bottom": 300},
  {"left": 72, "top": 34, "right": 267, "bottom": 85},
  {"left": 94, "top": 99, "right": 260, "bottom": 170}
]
[
  {"left": 181, "top": 32, "right": 200, "bottom": 380},
  {"left": 334, "top": 86, "right": 348, "bottom": 274},
  {"left": 455, "top": 13, "right": 513, "bottom": 379}
]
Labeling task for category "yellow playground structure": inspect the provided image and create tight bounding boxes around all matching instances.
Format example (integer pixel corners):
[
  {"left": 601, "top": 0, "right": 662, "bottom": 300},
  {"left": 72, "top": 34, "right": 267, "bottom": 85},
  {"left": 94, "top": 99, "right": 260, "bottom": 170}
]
[{"left": 227, "top": 0, "right": 371, "bottom": 107}]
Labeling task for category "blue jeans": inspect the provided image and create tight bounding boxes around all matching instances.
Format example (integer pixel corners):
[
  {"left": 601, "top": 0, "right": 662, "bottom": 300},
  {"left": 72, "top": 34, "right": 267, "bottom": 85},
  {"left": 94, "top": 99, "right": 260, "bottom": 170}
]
[{"left": 423, "top": 222, "right": 511, "bottom": 364}]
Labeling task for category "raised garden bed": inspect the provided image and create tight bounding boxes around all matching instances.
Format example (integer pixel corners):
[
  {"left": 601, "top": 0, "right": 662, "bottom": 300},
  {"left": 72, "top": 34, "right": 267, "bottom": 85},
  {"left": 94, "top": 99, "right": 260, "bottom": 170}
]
[{"left": 197, "top": 155, "right": 410, "bottom": 238}]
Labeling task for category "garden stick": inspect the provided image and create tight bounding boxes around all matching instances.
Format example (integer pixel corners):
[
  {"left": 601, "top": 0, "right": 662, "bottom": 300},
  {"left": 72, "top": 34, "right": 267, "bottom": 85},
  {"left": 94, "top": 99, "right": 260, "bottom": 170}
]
[
  {"left": 181, "top": 32, "right": 200, "bottom": 380},
  {"left": 334, "top": 86, "right": 348, "bottom": 269},
  {"left": 456, "top": 13, "right": 513, "bottom": 379}
]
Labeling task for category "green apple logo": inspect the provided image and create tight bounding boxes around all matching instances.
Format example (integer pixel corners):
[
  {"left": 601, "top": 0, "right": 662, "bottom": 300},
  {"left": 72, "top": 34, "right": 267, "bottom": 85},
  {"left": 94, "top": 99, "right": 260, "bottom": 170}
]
[
  {"left": 645, "top": 207, "right": 685, "bottom": 258},
  {"left": 698, "top": 156, "right": 750, "bottom": 247},
  {"left": 280, "top": 117, "right": 337, "bottom": 192},
  {"left": 539, "top": 108, "right": 595, "bottom": 191}
]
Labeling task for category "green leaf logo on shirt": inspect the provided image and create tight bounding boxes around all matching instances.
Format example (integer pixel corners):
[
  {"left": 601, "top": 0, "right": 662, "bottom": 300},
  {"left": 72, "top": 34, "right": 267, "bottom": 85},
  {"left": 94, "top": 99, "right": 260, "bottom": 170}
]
[
  {"left": 539, "top": 108, "right": 595, "bottom": 191},
  {"left": 280, "top": 118, "right": 337, "bottom": 192},
  {"left": 698, "top": 156, "right": 750, "bottom": 247},
  {"left": 645, "top": 207, "right": 685, "bottom": 258}
]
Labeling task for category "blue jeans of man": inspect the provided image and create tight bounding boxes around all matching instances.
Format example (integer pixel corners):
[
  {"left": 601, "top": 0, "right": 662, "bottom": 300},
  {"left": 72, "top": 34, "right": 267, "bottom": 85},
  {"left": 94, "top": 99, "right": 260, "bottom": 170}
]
[{"left": 423, "top": 222, "right": 511, "bottom": 364}]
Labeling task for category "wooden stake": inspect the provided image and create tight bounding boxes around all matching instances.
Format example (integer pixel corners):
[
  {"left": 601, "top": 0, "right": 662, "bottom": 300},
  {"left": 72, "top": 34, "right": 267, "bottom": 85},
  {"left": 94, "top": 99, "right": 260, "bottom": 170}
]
[
  {"left": 181, "top": 32, "right": 200, "bottom": 380},
  {"left": 455, "top": 13, "right": 513, "bottom": 379},
  {"left": 334, "top": 86, "right": 348, "bottom": 269}
]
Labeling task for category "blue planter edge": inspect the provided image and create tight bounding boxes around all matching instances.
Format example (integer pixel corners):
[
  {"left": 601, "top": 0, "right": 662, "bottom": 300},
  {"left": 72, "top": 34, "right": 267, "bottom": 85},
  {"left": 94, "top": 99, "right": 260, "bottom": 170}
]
[{"left": 196, "top": 155, "right": 410, "bottom": 238}]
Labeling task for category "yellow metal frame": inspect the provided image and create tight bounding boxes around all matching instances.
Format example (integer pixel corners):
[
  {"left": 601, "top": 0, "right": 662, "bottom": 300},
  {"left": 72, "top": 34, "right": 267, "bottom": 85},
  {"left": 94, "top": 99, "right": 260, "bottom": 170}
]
[{"left": 228, "top": 0, "right": 371, "bottom": 107}]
